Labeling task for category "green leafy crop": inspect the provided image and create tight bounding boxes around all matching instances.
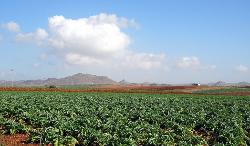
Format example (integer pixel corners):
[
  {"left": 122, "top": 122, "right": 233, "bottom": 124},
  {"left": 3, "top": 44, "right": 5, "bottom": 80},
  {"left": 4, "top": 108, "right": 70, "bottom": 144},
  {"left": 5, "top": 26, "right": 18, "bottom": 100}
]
[{"left": 0, "top": 91, "right": 249, "bottom": 146}]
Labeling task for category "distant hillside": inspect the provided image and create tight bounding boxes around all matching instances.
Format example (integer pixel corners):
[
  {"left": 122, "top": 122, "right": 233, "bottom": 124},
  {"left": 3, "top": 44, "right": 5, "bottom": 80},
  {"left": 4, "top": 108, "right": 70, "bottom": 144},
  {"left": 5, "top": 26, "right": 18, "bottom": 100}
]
[
  {"left": 0, "top": 73, "right": 117, "bottom": 86},
  {"left": 119, "top": 79, "right": 130, "bottom": 85},
  {"left": 210, "top": 81, "right": 227, "bottom": 86},
  {"left": 208, "top": 81, "right": 250, "bottom": 87},
  {"left": 235, "top": 82, "right": 250, "bottom": 86}
]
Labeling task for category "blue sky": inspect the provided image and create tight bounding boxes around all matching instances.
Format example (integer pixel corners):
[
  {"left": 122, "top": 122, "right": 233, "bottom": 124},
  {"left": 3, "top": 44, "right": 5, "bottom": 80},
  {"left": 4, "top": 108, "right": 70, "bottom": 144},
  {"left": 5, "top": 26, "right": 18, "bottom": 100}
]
[{"left": 0, "top": 0, "right": 249, "bottom": 83}]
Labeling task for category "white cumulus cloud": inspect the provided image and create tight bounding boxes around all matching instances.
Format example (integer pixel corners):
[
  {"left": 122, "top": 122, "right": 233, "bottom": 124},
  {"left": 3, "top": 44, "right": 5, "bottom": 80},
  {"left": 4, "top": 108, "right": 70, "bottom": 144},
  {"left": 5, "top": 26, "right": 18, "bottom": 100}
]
[
  {"left": 177, "top": 56, "right": 201, "bottom": 69},
  {"left": 87, "top": 13, "right": 138, "bottom": 28},
  {"left": 236, "top": 65, "right": 248, "bottom": 72},
  {"left": 176, "top": 56, "right": 216, "bottom": 70},
  {"left": 2, "top": 22, "right": 20, "bottom": 32},
  {"left": 65, "top": 53, "right": 104, "bottom": 65},
  {"left": 47, "top": 15, "right": 130, "bottom": 58},
  {"left": 14, "top": 13, "right": 165, "bottom": 70},
  {"left": 121, "top": 52, "right": 166, "bottom": 70},
  {"left": 16, "top": 28, "right": 48, "bottom": 45}
]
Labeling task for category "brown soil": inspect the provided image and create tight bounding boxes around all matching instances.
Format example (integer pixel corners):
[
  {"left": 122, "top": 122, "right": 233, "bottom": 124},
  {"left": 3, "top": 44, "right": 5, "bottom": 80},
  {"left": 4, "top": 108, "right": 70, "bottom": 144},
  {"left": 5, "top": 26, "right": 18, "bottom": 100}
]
[
  {"left": 0, "top": 86, "right": 206, "bottom": 96},
  {"left": 0, "top": 86, "right": 192, "bottom": 94},
  {"left": 0, "top": 86, "right": 249, "bottom": 96},
  {"left": 0, "top": 134, "right": 51, "bottom": 146},
  {"left": 193, "top": 128, "right": 218, "bottom": 145}
]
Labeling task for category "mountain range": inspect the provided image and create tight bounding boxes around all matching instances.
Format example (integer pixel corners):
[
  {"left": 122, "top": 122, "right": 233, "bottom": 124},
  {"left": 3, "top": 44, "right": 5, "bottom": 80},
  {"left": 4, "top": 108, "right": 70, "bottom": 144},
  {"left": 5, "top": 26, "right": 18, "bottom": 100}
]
[
  {"left": 207, "top": 81, "right": 250, "bottom": 86},
  {"left": 0, "top": 73, "right": 117, "bottom": 86},
  {"left": 0, "top": 73, "right": 249, "bottom": 87}
]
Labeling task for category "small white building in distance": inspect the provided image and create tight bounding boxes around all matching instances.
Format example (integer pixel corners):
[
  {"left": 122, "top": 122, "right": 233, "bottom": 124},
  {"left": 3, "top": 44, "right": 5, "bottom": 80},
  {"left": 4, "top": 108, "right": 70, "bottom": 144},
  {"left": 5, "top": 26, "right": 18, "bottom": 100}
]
[{"left": 192, "top": 83, "right": 201, "bottom": 86}]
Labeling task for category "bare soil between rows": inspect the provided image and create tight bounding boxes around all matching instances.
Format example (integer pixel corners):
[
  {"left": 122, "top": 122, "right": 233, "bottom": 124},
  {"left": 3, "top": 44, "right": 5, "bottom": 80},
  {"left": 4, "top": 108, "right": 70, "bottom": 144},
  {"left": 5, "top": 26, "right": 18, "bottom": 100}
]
[
  {"left": 0, "top": 134, "right": 52, "bottom": 146},
  {"left": 0, "top": 86, "right": 249, "bottom": 96}
]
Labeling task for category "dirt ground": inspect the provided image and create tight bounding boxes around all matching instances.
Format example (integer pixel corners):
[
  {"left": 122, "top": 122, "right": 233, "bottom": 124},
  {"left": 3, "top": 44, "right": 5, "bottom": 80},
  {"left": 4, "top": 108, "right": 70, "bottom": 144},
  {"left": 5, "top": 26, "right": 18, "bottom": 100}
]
[
  {"left": 0, "top": 85, "right": 249, "bottom": 95},
  {"left": 0, "top": 134, "right": 52, "bottom": 146}
]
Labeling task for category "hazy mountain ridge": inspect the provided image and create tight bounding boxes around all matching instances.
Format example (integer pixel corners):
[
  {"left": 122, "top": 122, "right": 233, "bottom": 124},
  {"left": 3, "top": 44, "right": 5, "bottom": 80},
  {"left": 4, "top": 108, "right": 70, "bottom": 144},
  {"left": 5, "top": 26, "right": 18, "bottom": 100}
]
[
  {"left": 1, "top": 75, "right": 250, "bottom": 87},
  {"left": 208, "top": 81, "right": 250, "bottom": 86},
  {"left": 0, "top": 73, "right": 117, "bottom": 86}
]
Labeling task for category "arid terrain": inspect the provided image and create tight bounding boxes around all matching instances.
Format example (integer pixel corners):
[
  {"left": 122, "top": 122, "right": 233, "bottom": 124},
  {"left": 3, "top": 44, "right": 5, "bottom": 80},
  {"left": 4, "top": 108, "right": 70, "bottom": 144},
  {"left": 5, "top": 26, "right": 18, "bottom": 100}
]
[{"left": 0, "top": 85, "right": 249, "bottom": 95}]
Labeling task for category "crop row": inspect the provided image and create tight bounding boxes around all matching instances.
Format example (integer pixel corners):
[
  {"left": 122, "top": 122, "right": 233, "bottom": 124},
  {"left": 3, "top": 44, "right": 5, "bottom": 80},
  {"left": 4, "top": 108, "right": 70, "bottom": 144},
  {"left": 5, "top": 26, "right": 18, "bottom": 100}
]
[{"left": 0, "top": 92, "right": 250, "bottom": 145}]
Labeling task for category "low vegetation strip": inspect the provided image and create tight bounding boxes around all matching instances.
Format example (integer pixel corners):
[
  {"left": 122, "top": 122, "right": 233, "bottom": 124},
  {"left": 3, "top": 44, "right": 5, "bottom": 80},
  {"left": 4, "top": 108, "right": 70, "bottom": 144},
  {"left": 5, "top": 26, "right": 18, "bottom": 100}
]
[
  {"left": 0, "top": 92, "right": 250, "bottom": 145},
  {"left": 193, "top": 87, "right": 250, "bottom": 96}
]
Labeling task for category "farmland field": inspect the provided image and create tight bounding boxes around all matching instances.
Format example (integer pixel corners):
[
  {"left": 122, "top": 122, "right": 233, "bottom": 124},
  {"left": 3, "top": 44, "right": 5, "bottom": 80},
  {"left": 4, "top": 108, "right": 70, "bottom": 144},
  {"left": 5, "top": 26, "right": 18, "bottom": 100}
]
[
  {"left": 193, "top": 87, "right": 250, "bottom": 95},
  {"left": 0, "top": 91, "right": 250, "bottom": 146}
]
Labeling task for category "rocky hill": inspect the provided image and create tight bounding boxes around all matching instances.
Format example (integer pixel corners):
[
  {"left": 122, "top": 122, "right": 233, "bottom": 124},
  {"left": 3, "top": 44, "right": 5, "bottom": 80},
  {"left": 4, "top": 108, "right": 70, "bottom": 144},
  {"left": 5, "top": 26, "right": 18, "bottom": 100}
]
[{"left": 0, "top": 73, "right": 117, "bottom": 86}]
